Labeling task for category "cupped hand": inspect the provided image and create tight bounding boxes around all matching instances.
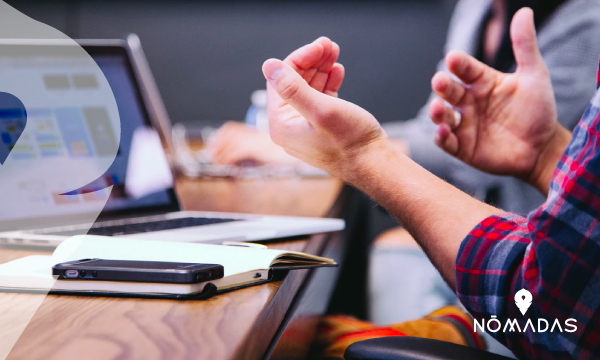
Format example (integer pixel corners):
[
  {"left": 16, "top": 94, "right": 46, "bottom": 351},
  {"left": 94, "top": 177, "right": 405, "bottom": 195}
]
[
  {"left": 263, "top": 37, "right": 387, "bottom": 179},
  {"left": 282, "top": 36, "right": 345, "bottom": 97},
  {"left": 430, "top": 8, "right": 567, "bottom": 187}
]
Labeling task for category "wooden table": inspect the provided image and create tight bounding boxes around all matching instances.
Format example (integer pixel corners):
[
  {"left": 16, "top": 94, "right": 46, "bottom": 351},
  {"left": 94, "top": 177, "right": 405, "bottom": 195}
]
[{"left": 0, "top": 177, "right": 345, "bottom": 360}]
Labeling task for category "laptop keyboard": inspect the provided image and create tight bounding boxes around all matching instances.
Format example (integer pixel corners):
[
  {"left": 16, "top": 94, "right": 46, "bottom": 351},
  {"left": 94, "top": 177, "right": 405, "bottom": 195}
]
[{"left": 42, "top": 217, "right": 239, "bottom": 237}]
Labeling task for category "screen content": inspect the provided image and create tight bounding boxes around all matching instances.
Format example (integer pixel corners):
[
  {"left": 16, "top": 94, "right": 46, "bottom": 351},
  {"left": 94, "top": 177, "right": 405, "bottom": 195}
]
[
  {"left": 0, "top": 46, "right": 174, "bottom": 226},
  {"left": 83, "top": 53, "right": 173, "bottom": 213}
]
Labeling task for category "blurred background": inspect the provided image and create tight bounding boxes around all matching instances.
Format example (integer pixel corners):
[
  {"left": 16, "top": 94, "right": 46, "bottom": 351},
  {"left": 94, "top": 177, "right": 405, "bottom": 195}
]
[{"left": 8, "top": 0, "right": 458, "bottom": 128}]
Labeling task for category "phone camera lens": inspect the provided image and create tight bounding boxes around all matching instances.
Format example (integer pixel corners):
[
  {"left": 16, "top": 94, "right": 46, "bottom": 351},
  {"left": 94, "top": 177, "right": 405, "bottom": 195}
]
[
  {"left": 79, "top": 271, "right": 86, "bottom": 277},
  {"left": 91, "top": 271, "right": 97, "bottom": 278}
]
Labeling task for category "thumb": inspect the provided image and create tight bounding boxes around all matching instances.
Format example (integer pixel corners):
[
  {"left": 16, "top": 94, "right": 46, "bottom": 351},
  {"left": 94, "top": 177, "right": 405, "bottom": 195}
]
[
  {"left": 263, "top": 59, "right": 336, "bottom": 123},
  {"left": 510, "top": 8, "right": 545, "bottom": 72}
]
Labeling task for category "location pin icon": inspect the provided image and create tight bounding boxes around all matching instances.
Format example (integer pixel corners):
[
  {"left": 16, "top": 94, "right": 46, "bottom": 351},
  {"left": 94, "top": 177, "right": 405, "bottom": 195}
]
[
  {"left": 515, "top": 288, "right": 533, "bottom": 315},
  {"left": 0, "top": 92, "right": 27, "bottom": 165}
]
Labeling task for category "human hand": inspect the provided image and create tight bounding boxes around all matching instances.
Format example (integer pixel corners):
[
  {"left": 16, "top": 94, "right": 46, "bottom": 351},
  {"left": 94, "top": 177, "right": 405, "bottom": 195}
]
[
  {"left": 430, "top": 8, "right": 570, "bottom": 193},
  {"left": 263, "top": 37, "right": 388, "bottom": 180},
  {"left": 206, "top": 121, "right": 300, "bottom": 165}
]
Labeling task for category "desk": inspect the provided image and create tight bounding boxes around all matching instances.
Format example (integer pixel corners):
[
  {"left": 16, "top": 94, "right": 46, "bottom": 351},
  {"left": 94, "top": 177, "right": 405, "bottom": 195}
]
[{"left": 0, "top": 177, "right": 345, "bottom": 360}]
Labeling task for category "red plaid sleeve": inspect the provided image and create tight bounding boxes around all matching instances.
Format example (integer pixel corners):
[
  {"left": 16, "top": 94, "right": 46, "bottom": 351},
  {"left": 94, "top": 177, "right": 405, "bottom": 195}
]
[{"left": 456, "top": 86, "right": 600, "bottom": 360}]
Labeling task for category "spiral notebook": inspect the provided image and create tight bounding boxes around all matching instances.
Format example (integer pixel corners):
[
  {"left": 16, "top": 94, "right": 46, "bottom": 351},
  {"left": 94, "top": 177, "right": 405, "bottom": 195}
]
[{"left": 0, "top": 235, "right": 336, "bottom": 299}]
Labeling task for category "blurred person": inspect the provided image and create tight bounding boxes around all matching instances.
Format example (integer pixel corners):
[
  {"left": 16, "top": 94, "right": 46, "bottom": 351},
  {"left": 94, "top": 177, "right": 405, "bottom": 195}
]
[{"left": 260, "top": 6, "right": 600, "bottom": 358}]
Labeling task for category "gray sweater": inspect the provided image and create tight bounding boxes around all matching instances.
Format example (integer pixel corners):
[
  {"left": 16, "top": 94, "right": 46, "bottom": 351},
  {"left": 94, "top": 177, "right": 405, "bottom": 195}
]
[{"left": 383, "top": 0, "right": 600, "bottom": 214}]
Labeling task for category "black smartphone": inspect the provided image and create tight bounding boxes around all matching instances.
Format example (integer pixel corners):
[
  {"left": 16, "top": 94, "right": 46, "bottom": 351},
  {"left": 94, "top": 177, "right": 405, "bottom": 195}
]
[{"left": 52, "top": 259, "right": 224, "bottom": 284}]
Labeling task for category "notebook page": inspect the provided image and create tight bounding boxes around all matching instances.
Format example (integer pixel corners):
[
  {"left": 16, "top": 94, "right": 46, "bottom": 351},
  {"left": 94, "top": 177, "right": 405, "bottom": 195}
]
[
  {"left": 0, "top": 255, "right": 56, "bottom": 288},
  {"left": 52, "top": 235, "right": 288, "bottom": 277}
]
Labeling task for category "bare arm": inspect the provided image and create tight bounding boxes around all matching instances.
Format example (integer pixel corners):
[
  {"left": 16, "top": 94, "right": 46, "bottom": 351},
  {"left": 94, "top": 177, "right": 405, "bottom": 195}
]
[
  {"left": 346, "top": 140, "right": 498, "bottom": 286},
  {"left": 262, "top": 55, "right": 499, "bottom": 287},
  {"left": 262, "top": 9, "right": 565, "bottom": 288}
]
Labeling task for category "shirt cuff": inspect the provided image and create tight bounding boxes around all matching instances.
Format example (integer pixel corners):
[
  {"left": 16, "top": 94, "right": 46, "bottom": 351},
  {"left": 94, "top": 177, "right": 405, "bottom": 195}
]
[{"left": 455, "top": 212, "right": 530, "bottom": 317}]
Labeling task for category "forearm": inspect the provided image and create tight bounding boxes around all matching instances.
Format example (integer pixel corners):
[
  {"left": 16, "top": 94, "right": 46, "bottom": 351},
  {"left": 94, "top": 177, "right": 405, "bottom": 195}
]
[{"left": 343, "top": 139, "right": 499, "bottom": 288}]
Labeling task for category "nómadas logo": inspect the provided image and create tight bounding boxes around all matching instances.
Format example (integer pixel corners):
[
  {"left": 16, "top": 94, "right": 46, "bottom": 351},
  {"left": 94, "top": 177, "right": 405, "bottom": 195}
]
[
  {"left": 474, "top": 288, "right": 577, "bottom": 334},
  {"left": 515, "top": 288, "right": 532, "bottom": 315}
]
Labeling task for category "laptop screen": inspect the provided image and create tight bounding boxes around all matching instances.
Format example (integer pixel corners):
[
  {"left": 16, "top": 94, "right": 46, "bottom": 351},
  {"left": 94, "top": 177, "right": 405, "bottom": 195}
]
[
  {"left": 85, "top": 47, "right": 177, "bottom": 215},
  {"left": 0, "top": 43, "right": 178, "bottom": 231}
]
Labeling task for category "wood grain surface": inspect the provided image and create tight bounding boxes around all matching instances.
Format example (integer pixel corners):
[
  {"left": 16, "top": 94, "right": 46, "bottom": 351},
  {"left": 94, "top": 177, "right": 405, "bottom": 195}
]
[
  {"left": 0, "top": 176, "right": 343, "bottom": 360},
  {"left": 175, "top": 177, "right": 341, "bottom": 217}
]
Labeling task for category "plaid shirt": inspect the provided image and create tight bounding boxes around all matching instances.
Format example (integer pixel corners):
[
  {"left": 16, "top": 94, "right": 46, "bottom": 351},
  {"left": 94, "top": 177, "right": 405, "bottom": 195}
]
[{"left": 456, "top": 58, "right": 600, "bottom": 360}]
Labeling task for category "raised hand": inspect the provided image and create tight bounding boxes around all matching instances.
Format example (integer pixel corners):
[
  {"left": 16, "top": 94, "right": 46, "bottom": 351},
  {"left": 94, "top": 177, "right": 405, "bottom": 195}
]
[
  {"left": 263, "top": 37, "right": 387, "bottom": 178},
  {"left": 430, "top": 8, "right": 570, "bottom": 192},
  {"left": 208, "top": 37, "right": 347, "bottom": 166},
  {"left": 263, "top": 37, "right": 504, "bottom": 288},
  {"left": 283, "top": 36, "right": 346, "bottom": 97}
]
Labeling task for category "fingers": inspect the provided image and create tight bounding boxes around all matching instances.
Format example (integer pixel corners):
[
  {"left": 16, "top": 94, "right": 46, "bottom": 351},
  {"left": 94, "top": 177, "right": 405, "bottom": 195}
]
[
  {"left": 207, "top": 124, "right": 250, "bottom": 164},
  {"left": 210, "top": 137, "right": 239, "bottom": 165},
  {"left": 285, "top": 40, "right": 325, "bottom": 73},
  {"left": 211, "top": 145, "right": 242, "bottom": 165},
  {"left": 215, "top": 146, "right": 253, "bottom": 165},
  {"left": 434, "top": 123, "right": 459, "bottom": 155},
  {"left": 205, "top": 122, "right": 233, "bottom": 153},
  {"left": 431, "top": 72, "right": 466, "bottom": 106},
  {"left": 429, "top": 99, "right": 460, "bottom": 156},
  {"left": 324, "top": 63, "right": 345, "bottom": 97},
  {"left": 308, "top": 41, "right": 340, "bottom": 91},
  {"left": 429, "top": 98, "right": 457, "bottom": 128},
  {"left": 445, "top": 50, "right": 495, "bottom": 86},
  {"left": 284, "top": 37, "right": 343, "bottom": 93},
  {"left": 263, "top": 58, "right": 337, "bottom": 124},
  {"left": 311, "top": 37, "right": 336, "bottom": 70},
  {"left": 510, "top": 8, "right": 545, "bottom": 72}
]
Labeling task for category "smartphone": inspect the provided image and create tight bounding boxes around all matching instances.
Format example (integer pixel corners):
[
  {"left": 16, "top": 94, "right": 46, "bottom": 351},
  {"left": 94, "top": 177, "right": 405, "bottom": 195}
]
[{"left": 52, "top": 259, "right": 224, "bottom": 284}]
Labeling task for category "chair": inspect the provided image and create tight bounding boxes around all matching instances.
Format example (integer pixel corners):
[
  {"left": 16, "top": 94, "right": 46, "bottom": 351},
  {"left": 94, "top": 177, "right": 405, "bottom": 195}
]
[{"left": 344, "top": 337, "right": 515, "bottom": 360}]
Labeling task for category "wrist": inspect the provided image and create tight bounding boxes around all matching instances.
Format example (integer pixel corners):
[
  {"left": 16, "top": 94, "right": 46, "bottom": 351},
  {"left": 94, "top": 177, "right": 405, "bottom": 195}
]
[
  {"left": 340, "top": 137, "right": 398, "bottom": 188},
  {"left": 390, "top": 139, "right": 411, "bottom": 157},
  {"left": 528, "top": 124, "right": 571, "bottom": 195}
]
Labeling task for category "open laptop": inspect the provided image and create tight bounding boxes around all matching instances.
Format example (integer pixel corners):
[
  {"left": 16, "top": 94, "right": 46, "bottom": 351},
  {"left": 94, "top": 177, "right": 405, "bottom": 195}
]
[{"left": 0, "top": 37, "right": 344, "bottom": 248}]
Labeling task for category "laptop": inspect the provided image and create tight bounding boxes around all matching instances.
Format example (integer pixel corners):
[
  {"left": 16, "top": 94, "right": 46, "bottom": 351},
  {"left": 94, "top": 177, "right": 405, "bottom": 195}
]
[{"left": 0, "top": 37, "right": 344, "bottom": 248}]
